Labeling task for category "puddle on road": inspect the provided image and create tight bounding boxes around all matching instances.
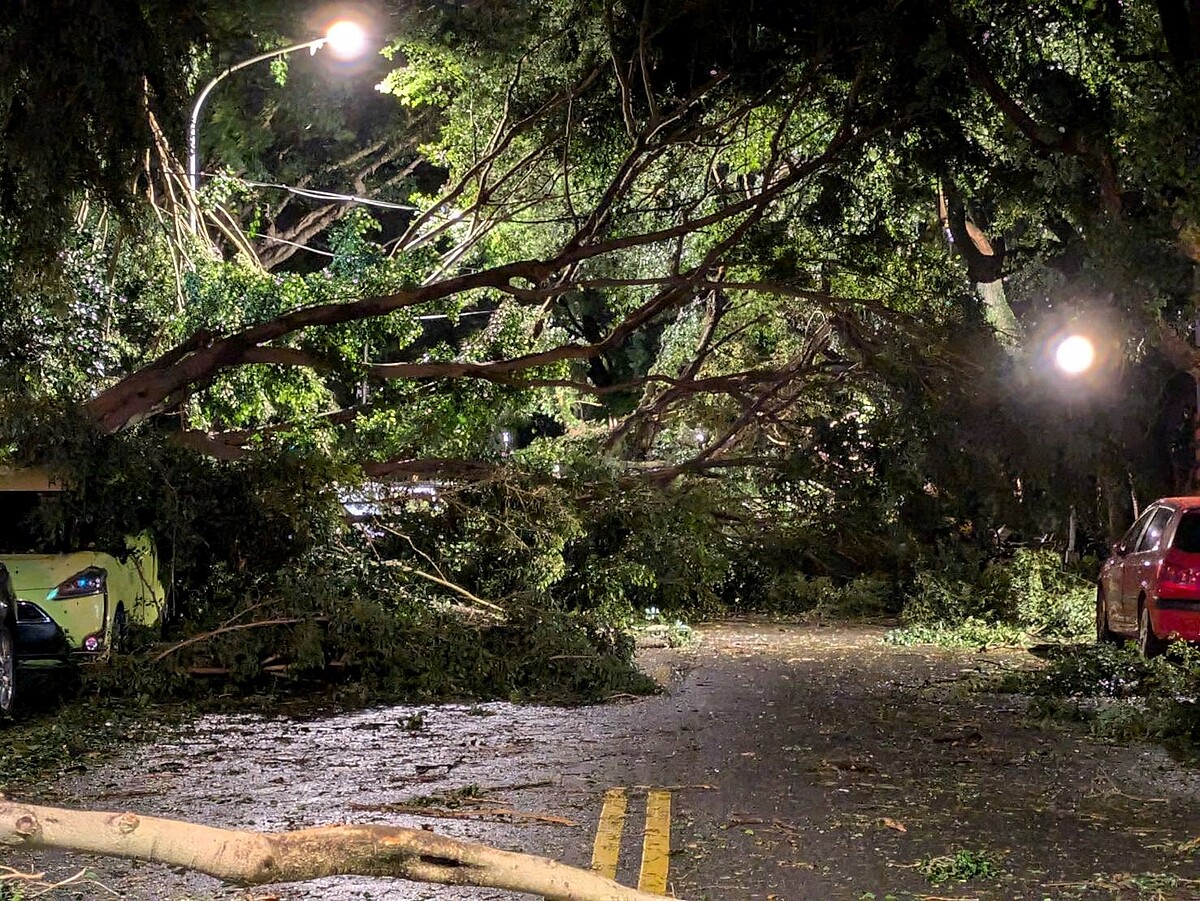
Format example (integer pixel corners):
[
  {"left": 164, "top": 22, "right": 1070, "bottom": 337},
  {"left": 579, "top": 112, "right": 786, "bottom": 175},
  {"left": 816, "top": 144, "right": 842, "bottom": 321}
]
[{"left": 71, "top": 701, "right": 644, "bottom": 829}]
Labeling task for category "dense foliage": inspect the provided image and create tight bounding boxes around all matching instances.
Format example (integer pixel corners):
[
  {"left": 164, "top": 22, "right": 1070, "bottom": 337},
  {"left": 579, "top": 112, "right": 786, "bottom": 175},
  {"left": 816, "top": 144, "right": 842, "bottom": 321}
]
[
  {"left": 1000, "top": 642, "right": 1200, "bottom": 755},
  {"left": 1, "top": 0, "right": 1199, "bottom": 702}
]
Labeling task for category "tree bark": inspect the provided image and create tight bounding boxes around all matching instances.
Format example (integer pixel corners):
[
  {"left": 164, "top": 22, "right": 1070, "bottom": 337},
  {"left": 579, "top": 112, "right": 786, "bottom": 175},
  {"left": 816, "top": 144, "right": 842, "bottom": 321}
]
[
  {"left": 0, "top": 799, "right": 678, "bottom": 900},
  {"left": 937, "top": 184, "right": 1021, "bottom": 345},
  {"left": 1154, "top": 0, "right": 1200, "bottom": 72}
]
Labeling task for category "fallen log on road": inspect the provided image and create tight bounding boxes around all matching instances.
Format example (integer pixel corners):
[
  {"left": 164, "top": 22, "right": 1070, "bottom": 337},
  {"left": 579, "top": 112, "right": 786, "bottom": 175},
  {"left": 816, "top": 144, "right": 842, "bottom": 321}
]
[{"left": 0, "top": 798, "right": 679, "bottom": 900}]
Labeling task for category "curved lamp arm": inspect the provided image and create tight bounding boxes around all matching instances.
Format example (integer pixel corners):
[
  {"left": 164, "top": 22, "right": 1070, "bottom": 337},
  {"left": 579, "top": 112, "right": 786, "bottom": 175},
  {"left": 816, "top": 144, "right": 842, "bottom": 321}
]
[{"left": 187, "top": 38, "right": 324, "bottom": 195}]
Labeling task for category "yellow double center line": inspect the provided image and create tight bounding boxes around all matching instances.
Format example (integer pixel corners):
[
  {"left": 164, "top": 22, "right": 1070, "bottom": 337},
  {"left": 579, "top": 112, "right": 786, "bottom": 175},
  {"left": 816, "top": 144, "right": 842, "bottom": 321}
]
[
  {"left": 590, "top": 787, "right": 673, "bottom": 895},
  {"left": 591, "top": 788, "right": 629, "bottom": 879}
]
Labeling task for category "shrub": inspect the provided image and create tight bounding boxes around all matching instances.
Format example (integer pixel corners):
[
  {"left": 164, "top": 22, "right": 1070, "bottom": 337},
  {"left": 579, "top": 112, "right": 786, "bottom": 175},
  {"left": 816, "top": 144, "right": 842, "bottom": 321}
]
[
  {"left": 895, "top": 547, "right": 1094, "bottom": 646},
  {"left": 1004, "top": 643, "right": 1200, "bottom": 754}
]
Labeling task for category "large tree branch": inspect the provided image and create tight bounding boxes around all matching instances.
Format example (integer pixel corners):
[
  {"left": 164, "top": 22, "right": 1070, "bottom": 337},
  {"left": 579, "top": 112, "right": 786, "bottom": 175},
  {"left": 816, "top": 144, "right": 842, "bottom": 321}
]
[
  {"left": 1157, "top": 319, "right": 1200, "bottom": 377},
  {"left": 637, "top": 454, "right": 789, "bottom": 484},
  {"left": 938, "top": 182, "right": 1004, "bottom": 283},
  {"left": 84, "top": 260, "right": 551, "bottom": 431},
  {"left": 240, "top": 346, "right": 334, "bottom": 370},
  {"left": 0, "top": 799, "right": 674, "bottom": 901},
  {"left": 1154, "top": 0, "right": 1200, "bottom": 73},
  {"left": 257, "top": 203, "right": 346, "bottom": 269},
  {"left": 170, "top": 354, "right": 851, "bottom": 472},
  {"left": 85, "top": 62, "right": 879, "bottom": 434},
  {"left": 256, "top": 143, "right": 425, "bottom": 269}
]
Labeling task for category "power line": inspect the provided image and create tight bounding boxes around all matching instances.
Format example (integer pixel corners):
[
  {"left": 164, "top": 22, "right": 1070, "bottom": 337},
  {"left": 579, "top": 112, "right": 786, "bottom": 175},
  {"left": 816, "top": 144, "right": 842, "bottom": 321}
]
[{"left": 233, "top": 177, "right": 421, "bottom": 211}]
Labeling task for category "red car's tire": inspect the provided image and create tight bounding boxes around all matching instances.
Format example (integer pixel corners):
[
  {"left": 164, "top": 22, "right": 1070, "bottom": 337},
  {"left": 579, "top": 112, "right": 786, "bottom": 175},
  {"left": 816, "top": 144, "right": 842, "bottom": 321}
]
[{"left": 1138, "top": 602, "right": 1167, "bottom": 658}]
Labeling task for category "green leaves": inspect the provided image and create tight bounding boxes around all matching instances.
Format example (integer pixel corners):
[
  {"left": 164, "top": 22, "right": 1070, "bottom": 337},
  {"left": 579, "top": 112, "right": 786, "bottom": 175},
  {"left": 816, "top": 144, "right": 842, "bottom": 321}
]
[
  {"left": 377, "top": 43, "right": 468, "bottom": 110},
  {"left": 0, "top": 0, "right": 206, "bottom": 263},
  {"left": 919, "top": 849, "right": 1000, "bottom": 885},
  {"left": 889, "top": 548, "right": 1095, "bottom": 648}
]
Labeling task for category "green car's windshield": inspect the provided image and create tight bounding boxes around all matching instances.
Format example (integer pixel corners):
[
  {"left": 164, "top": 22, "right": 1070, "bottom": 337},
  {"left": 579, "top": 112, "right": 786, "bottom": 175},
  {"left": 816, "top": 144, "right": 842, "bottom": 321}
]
[{"left": 0, "top": 491, "right": 94, "bottom": 554}]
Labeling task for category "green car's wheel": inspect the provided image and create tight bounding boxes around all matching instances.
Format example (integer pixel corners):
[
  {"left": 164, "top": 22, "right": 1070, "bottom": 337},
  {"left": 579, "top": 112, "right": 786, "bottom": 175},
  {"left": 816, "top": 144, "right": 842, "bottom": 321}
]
[{"left": 0, "top": 623, "right": 16, "bottom": 717}]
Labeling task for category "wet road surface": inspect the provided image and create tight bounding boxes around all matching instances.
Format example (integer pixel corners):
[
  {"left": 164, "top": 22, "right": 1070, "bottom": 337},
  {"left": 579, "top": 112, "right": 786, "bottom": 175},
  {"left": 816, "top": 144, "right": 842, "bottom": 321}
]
[{"left": 7, "top": 621, "right": 1200, "bottom": 899}]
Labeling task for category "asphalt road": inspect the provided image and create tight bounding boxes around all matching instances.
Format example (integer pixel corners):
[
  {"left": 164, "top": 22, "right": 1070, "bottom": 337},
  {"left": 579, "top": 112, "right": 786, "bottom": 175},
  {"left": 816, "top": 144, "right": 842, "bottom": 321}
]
[{"left": 7, "top": 621, "right": 1200, "bottom": 899}]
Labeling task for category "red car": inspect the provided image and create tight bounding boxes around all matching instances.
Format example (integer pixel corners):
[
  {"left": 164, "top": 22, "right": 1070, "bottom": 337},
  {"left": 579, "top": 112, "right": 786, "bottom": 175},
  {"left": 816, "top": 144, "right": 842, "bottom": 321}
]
[{"left": 1098, "top": 497, "right": 1200, "bottom": 656}]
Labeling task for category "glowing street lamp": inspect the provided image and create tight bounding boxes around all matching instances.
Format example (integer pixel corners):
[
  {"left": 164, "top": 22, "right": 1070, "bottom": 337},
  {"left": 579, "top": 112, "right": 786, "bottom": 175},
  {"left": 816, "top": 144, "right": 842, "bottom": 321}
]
[
  {"left": 187, "top": 19, "right": 368, "bottom": 220},
  {"left": 323, "top": 20, "right": 368, "bottom": 59},
  {"left": 1054, "top": 334, "right": 1096, "bottom": 376}
]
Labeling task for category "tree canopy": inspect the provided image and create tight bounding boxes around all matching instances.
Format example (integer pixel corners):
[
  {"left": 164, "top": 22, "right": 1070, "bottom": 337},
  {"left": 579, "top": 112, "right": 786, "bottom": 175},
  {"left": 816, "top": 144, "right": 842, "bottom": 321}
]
[{"left": 2, "top": 0, "right": 1200, "bottom": 688}]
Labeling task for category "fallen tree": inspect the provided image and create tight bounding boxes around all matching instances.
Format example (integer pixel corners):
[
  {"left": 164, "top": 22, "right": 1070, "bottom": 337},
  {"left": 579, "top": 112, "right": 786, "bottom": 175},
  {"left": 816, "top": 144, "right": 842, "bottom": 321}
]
[{"left": 0, "top": 798, "right": 679, "bottom": 900}]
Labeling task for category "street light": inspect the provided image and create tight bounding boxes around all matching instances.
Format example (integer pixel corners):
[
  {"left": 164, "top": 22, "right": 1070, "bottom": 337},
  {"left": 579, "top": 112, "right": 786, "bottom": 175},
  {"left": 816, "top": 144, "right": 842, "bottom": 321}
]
[
  {"left": 1054, "top": 334, "right": 1096, "bottom": 376},
  {"left": 187, "top": 19, "right": 368, "bottom": 218}
]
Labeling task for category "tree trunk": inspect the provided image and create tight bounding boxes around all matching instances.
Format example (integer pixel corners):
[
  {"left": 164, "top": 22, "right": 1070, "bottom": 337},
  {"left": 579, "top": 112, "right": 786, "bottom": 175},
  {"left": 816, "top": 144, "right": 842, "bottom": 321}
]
[
  {"left": 1191, "top": 279, "right": 1200, "bottom": 493},
  {"left": 0, "top": 799, "right": 679, "bottom": 900}
]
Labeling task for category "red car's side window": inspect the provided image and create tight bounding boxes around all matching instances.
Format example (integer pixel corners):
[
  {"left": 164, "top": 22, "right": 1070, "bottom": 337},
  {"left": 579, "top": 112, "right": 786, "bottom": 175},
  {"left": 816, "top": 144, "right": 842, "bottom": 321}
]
[
  {"left": 1136, "top": 508, "right": 1174, "bottom": 553},
  {"left": 1121, "top": 508, "right": 1157, "bottom": 553}
]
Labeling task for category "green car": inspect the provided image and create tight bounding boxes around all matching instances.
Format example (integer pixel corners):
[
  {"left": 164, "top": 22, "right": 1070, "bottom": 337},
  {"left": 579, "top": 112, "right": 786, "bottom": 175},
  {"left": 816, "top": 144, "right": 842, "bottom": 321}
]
[{"left": 0, "top": 469, "right": 166, "bottom": 660}]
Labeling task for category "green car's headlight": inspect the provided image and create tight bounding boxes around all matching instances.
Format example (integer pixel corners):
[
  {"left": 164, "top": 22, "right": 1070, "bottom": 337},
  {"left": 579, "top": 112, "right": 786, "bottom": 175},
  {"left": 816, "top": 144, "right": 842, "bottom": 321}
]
[{"left": 47, "top": 566, "right": 107, "bottom": 600}]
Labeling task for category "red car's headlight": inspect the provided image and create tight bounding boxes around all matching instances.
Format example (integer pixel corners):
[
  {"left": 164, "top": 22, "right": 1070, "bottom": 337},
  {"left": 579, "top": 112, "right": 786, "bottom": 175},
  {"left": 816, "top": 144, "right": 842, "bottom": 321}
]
[{"left": 47, "top": 567, "right": 107, "bottom": 600}]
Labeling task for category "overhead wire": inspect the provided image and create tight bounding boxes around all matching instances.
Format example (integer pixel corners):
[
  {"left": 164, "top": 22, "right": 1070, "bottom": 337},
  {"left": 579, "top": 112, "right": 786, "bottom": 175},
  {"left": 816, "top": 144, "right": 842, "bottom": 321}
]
[{"left": 226, "top": 176, "right": 422, "bottom": 211}]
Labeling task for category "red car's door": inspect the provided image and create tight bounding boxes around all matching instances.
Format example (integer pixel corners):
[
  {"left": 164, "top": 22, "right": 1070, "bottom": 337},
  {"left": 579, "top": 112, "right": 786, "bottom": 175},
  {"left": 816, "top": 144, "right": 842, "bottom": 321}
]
[
  {"left": 1102, "top": 507, "right": 1156, "bottom": 631},
  {"left": 1120, "top": 506, "right": 1174, "bottom": 625}
]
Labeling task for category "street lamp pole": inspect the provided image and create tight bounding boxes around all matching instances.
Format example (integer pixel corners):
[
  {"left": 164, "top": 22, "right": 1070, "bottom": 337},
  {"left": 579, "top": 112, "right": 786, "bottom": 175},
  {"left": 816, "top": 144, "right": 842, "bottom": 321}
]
[
  {"left": 187, "top": 21, "right": 367, "bottom": 229},
  {"left": 188, "top": 39, "right": 323, "bottom": 198}
]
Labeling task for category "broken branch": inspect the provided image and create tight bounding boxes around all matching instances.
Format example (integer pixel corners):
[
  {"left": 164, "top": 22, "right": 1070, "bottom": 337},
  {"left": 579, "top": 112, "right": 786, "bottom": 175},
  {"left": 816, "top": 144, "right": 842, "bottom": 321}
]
[{"left": 0, "top": 800, "right": 675, "bottom": 901}]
